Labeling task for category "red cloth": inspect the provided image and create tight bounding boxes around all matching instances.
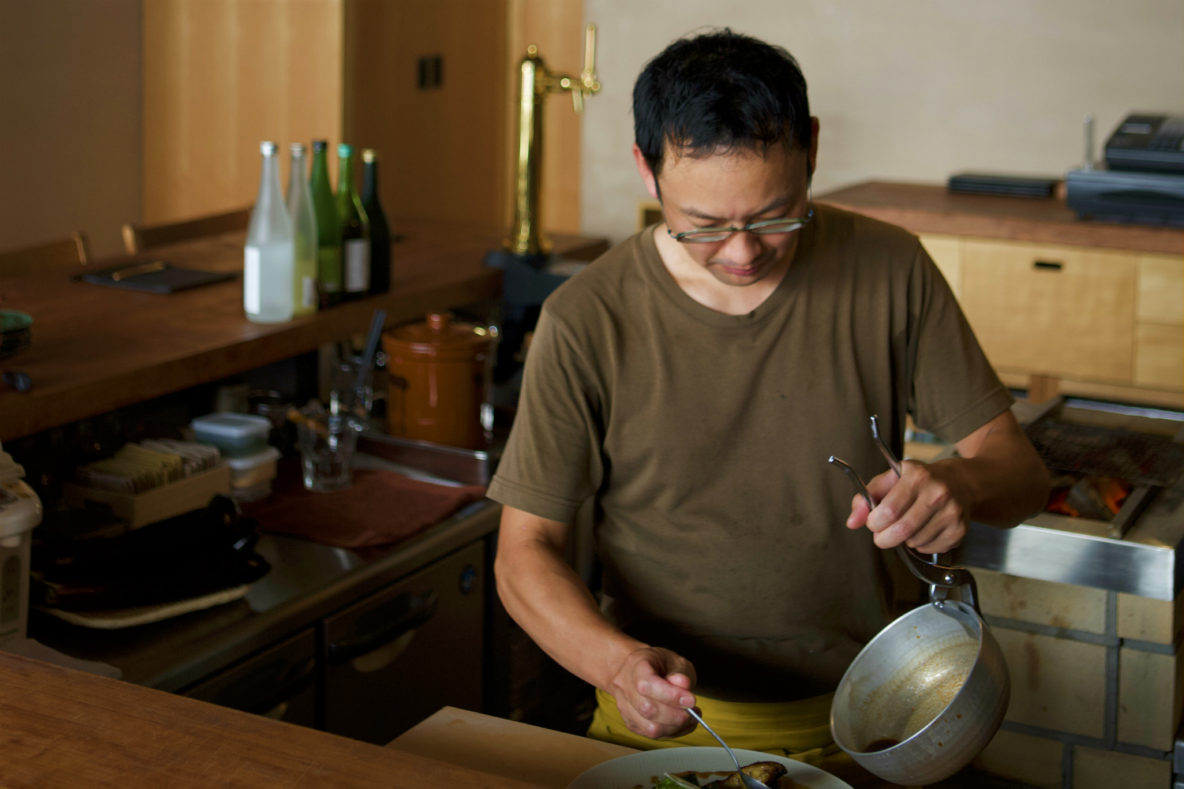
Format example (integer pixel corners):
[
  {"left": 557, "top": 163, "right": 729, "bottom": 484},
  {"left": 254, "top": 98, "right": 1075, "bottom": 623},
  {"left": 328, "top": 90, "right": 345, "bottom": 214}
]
[{"left": 244, "top": 460, "right": 487, "bottom": 549}]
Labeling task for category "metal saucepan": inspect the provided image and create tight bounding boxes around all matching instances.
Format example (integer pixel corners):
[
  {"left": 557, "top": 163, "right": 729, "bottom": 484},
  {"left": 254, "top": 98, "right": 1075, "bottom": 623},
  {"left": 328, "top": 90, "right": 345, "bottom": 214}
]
[
  {"left": 830, "top": 598, "right": 1009, "bottom": 785},
  {"left": 826, "top": 419, "right": 1010, "bottom": 784}
]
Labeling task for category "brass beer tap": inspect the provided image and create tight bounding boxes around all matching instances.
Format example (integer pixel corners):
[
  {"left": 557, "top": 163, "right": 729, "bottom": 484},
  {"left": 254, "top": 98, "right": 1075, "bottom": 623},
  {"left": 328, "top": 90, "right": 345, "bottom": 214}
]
[{"left": 505, "top": 23, "right": 600, "bottom": 260}]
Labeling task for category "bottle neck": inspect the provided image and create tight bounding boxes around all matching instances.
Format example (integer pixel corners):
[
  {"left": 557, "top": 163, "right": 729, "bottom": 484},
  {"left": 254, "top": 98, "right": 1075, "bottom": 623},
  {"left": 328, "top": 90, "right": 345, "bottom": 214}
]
[
  {"left": 258, "top": 152, "right": 282, "bottom": 204},
  {"left": 362, "top": 161, "right": 380, "bottom": 203},
  {"left": 289, "top": 152, "right": 307, "bottom": 194},
  {"left": 311, "top": 150, "right": 329, "bottom": 186},
  {"left": 337, "top": 155, "right": 355, "bottom": 197}
]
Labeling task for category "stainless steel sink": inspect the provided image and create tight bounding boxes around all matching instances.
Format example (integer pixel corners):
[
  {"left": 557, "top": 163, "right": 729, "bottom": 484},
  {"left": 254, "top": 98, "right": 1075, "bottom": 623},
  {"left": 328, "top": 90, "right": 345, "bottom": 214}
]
[{"left": 352, "top": 430, "right": 495, "bottom": 487}]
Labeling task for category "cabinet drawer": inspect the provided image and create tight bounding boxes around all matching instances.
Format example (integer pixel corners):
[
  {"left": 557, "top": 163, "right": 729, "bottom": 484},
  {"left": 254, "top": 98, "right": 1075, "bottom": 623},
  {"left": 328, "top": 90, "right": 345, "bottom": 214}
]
[
  {"left": 1137, "top": 254, "right": 1183, "bottom": 326},
  {"left": 959, "top": 239, "right": 1136, "bottom": 384},
  {"left": 320, "top": 539, "right": 485, "bottom": 745},
  {"left": 1135, "top": 323, "right": 1184, "bottom": 391},
  {"left": 919, "top": 233, "right": 963, "bottom": 299},
  {"left": 1134, "top": 254, "right": 1183, "bottom": 392},
  {"left": 182, "top": 628, "right": 317, "bottom": 727}
]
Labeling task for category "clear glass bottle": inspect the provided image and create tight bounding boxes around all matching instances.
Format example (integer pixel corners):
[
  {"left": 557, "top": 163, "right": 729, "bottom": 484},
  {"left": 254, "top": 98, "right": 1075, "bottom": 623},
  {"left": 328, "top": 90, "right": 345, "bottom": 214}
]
[
  {"left": 287, "top": 143, "right": 319, "bottom": 317},
  {"left": 361, "top": 148, "right": 392, "bottom": 295},
  {"left": 244, "top": 141, "right": 294, "bottom": 324},
  {"left": 336, "top": 143, "right": 370, "bottom": 299},
  {"left": 310, "top": 140, "right": 342, "bottom": 308}
]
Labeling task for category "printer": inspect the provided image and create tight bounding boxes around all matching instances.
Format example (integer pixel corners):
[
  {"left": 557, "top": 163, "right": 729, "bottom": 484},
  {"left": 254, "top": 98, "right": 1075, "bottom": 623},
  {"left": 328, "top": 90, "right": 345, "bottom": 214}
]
[{"left": 1067, "top": 113, "right": 1184, "bottom": 227}]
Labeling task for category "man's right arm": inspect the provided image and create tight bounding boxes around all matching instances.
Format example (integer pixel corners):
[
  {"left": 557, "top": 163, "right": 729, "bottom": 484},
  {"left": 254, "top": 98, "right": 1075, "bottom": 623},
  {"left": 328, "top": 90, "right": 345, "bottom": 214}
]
[{"left": 494, "top": 504, "right": 697, "bottom": 739}]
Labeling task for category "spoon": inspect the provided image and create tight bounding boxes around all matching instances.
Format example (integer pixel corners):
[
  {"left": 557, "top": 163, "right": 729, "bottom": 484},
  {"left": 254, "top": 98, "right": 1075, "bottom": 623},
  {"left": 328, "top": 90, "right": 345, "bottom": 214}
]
[{"left": 683, "top": 707, "right": 768, "bottom": 789}]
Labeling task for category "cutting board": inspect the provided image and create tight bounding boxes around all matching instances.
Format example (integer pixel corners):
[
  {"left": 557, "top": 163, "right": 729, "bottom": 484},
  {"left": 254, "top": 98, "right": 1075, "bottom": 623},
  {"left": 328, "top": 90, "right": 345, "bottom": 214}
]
[{"left": 389, "top": 706, "right": 635, "bottom": 788}]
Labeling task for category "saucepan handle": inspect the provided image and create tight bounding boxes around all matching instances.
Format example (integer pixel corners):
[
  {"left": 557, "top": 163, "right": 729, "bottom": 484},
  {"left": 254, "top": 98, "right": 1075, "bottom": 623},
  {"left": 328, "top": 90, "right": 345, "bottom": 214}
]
[
  {"left": 827, "top": 450, "right": 984, "bottom": 618},
  {"left": 895, "top": 543, "right": 982, "bottom": 617}
]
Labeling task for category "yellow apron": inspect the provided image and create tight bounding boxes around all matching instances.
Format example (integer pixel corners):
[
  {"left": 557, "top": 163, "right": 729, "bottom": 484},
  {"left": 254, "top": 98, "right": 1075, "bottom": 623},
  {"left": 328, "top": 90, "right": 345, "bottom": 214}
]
[
  {"left": 588, "top": 689, "right": 910, "bottom": 787},
  {"left": 588, "top": 687, "right": 841, "bottom": 766}
]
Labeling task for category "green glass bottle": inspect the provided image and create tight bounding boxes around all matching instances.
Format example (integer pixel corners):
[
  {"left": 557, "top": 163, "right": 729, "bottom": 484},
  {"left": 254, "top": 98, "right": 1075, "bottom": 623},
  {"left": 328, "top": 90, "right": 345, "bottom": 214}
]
[
  {"left": 361, "top": 148, "right": 392, "bottom": 295},
  {"left": 286, "top": 143, "right": 318, "bottom": 317},
  {"left": 310, "top": 140, "right": 342, "bottom": 307},
  {"left": 336, "top": 143, "right": 370, "bottom": 300}
]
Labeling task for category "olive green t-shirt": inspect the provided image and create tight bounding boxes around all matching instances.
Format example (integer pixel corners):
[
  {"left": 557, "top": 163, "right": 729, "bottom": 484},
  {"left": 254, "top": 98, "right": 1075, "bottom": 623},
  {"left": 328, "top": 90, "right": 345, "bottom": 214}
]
[{"left": 487, "top": 203, "right": 1012, "bottom": 700}]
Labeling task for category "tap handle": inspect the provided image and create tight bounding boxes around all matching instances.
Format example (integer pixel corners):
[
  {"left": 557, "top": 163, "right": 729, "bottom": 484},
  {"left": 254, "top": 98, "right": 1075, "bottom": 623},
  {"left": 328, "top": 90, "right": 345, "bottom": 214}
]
[
  {"left": 571, "top": 23, "right": 600, "bottom": 113},
  {"left": 582, "top": 24, "right": 598, "bottom": 84}
]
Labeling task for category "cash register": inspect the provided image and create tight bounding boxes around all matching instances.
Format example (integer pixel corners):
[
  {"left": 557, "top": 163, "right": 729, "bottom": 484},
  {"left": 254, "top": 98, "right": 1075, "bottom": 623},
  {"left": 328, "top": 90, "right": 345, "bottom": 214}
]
[{"left": 1066, "top": 112, "right": 1184, "bottom": 226}]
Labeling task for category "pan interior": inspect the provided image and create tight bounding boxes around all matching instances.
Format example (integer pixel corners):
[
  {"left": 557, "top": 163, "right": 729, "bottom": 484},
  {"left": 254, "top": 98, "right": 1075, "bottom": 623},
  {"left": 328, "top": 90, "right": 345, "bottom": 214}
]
[{"left": 833, "top": 604, "right": 982, "bottom": 751}]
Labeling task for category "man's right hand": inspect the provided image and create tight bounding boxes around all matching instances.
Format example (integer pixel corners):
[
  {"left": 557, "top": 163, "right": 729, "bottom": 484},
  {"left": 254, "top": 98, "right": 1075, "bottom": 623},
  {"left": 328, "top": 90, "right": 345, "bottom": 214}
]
[
  {"left": 606, "top": 646, "right": 699, "bottom": 740},
  {"left": 495, "top": 506, "right": 700, "bottom": 740}
]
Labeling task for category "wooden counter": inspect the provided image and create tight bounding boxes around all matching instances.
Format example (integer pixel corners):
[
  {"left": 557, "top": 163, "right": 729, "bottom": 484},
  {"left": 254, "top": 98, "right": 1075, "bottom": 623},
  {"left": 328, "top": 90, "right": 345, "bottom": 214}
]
[
  {"left": 0, "top": 221, "right": 606, "bottom": 442},
  {"left": 0, "top": 651, "right": 544, "bottom": 788},
  {"left": 818, "top": 180, "right": 1184, "bottom": 255}
]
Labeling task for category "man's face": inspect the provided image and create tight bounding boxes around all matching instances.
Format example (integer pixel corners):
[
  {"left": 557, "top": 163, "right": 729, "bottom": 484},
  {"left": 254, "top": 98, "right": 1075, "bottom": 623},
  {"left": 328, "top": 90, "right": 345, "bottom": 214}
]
[{"left": 638, "top": 130, "right": 816, "bottom": 290}]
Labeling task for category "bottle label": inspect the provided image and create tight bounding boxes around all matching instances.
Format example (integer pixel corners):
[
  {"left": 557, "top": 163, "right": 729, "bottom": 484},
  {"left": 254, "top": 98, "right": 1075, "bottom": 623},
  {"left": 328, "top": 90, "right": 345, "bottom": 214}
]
[
  {"left": 301, "top": 276, "right": 318, "bottom": 309},
  {"left": 344, "top": 239, "right": 371, "bottom": 293},
  {"left": 244, "top": 247, "right": 262, "bottom": 313}
]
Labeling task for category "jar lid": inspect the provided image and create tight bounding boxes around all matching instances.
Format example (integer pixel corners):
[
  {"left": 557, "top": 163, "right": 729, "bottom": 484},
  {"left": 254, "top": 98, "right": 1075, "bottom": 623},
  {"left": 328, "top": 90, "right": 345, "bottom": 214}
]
[{"left": 382, "top": 312, "right": 492, "bottom": 360}]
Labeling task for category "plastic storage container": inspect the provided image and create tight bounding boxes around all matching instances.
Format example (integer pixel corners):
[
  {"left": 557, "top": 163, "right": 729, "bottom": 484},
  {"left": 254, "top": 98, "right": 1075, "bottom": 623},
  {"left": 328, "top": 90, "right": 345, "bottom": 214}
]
[
  {"left": 191, "top": 412, "right": 272, "bottom": 458},
  {"left": 0, "top": 443, "right": 41, "bottom": 646},
  {"left": 224, "top": 446, "right": 280, "bottom": 503}
]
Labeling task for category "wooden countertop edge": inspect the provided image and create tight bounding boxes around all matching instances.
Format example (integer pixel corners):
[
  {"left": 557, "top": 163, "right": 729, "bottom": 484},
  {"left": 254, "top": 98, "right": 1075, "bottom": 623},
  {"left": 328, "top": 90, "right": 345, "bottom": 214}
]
[
  {"left": 819, "top": 180, "right": 1184, "bottom": 255},
  {"left": 0, "top": 268, "right": 502, "bottom": 442},
  {"left": 0, "top": 652, "right": 545, "bottom": 788}
]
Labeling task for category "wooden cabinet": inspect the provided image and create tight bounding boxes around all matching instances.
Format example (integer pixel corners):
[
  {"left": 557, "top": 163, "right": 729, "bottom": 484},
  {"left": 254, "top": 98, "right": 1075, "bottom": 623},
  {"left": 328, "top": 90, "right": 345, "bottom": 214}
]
[
  {"left": 821, "top": 182, "right": 1183, "bottom": 409},
  {"left": 922, "top": 232, "right": 1181, "bottom": 407}
]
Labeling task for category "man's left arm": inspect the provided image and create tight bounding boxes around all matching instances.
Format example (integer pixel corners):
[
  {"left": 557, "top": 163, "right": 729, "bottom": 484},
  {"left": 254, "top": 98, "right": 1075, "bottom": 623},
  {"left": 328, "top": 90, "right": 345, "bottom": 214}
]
[{"left": 848, "top": 409, "right": 1051, "bottom": 554}]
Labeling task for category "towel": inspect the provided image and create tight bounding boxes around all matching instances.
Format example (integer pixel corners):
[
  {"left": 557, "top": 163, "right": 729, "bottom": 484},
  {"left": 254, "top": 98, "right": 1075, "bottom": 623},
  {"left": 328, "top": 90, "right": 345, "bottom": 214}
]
[{"left": 243, "top": 460, "right": 487, "bottom": 549}]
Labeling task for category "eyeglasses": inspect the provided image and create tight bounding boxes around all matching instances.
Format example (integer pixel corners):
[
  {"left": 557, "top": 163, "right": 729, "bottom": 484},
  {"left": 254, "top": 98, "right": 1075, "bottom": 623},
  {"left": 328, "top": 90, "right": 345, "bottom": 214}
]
[{"left": 667, "top": 206, "right": 814, "bottom": 244}]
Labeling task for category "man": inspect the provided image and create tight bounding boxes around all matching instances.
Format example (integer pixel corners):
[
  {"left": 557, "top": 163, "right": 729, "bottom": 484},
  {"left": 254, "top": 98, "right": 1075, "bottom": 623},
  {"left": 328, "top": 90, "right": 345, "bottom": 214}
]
[{"left": 488, "top": 28, "right": 1049, "bottom": 765}]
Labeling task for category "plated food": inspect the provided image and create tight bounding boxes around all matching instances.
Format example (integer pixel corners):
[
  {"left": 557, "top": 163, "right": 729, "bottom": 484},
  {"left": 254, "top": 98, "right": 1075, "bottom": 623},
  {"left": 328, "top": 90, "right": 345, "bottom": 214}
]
[
  {"left": 566, "top": 747, "right": 852, "bottom": 789},
  {"left": 653, "top": 759, "right": 794, "bottom": 787}
]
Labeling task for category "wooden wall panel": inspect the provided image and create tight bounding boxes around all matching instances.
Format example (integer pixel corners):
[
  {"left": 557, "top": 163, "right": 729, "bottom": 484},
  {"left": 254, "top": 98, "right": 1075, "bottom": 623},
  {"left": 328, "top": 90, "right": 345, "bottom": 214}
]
[
  {"left": 142, "top": 0, "right": 345, "bottom": 223},
  {"left": 347, "top": 0, "right": 510, "bottom": 230},
  {"left": 0, "top": 0, "right": 141, "bottom": 257}
]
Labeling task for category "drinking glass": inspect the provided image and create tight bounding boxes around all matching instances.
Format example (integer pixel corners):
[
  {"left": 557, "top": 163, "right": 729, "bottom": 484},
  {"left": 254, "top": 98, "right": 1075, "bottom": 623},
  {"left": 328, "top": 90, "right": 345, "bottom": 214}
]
[{"left": 296, "top": 408, "right": 357, "bottom": 492}]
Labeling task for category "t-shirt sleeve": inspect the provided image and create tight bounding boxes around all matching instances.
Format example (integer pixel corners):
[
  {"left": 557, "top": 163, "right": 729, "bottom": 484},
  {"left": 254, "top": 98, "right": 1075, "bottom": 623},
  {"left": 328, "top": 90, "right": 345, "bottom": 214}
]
[
  {"left": 486, "top": 305, "right": 605, "bottom": 523},
  {"left": 907, "top": 243, "right": 1014, "bottom": 444}
]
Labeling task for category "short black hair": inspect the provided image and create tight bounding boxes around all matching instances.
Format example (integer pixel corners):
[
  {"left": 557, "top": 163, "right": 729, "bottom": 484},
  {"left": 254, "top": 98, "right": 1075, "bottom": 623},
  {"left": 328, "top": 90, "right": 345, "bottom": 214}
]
[{"left": 633, "top": 29, "right": 811, "bottom": 178}]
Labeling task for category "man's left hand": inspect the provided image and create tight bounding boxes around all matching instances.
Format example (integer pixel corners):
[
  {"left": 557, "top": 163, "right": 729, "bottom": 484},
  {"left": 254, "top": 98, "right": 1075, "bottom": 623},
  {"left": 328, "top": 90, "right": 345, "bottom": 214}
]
[{"left": 845, "top": 459, "right": 970, "bottom": 554}]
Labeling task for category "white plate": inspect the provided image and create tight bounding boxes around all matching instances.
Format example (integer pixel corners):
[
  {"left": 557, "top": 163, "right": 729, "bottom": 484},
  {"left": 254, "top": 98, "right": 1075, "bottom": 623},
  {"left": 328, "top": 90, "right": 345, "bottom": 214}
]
[{"left": 567, "top": 746, "right": 853, "bottom": 789}]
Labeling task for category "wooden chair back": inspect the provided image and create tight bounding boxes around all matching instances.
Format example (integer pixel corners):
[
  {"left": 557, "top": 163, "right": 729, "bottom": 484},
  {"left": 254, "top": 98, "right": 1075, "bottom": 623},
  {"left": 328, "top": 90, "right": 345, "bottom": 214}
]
[
  {"left": 0, "top": 232, "right": 91, "bottom": 275},
  {"left": 122, "top": 206, "right": 252, "bottom": 254}
]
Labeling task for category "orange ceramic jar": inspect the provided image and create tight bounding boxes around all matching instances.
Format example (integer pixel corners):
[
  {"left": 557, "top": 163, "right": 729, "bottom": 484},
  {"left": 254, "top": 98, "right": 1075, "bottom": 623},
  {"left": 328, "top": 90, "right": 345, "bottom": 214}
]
[{"left": 380, "top": 312, "right": 492, "bottom": 449}]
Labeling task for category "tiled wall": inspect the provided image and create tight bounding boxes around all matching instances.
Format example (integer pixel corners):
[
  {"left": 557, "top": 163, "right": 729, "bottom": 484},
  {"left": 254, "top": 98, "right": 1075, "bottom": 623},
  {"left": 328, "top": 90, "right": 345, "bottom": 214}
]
[{"left": 967, "top": 570, "right": 1182, "bottom": 788}]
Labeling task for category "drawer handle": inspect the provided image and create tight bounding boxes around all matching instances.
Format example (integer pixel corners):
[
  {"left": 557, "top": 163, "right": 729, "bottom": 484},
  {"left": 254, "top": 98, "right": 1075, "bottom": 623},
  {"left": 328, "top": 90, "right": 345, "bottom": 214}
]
[
  {"left": 326, "top": 590, "right": 439, "bottom": 665},
  {"left": 1033, "top": 260, "right": 1063, "bottom": 271}
]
